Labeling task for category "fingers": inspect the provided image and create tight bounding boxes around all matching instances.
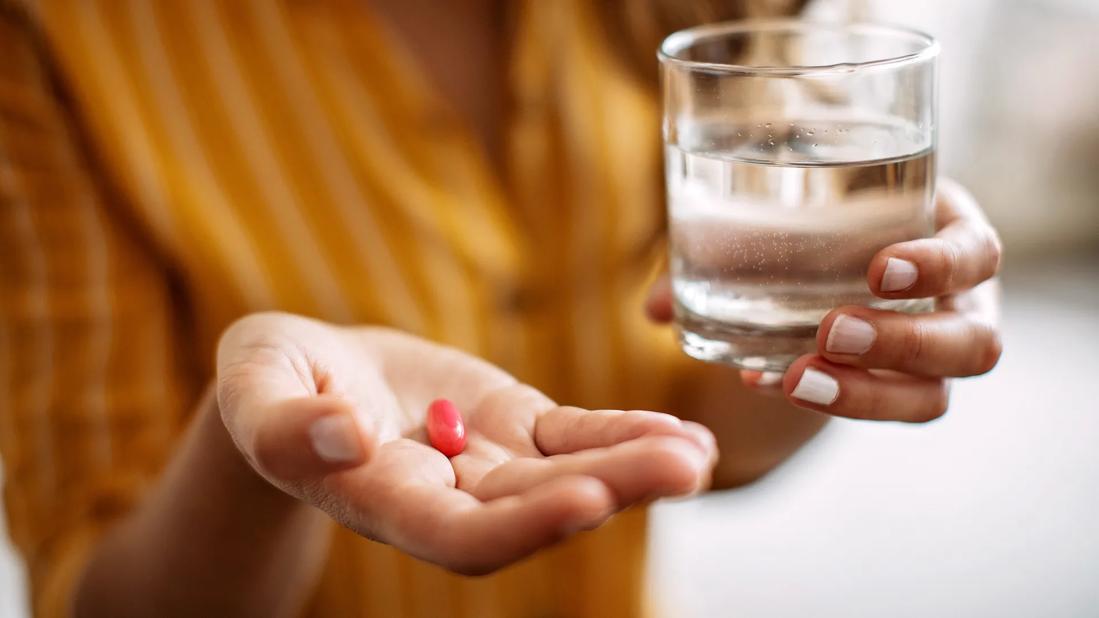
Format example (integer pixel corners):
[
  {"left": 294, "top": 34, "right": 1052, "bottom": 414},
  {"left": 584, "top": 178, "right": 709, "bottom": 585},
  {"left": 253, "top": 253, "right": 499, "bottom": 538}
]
[
  {"left": 344, "top": 440, "right": 614, "bottom": 576},
  {"left": 252, "top": 396, "right": 375, "bottom": 483},
  {"left": 645, "top": 274, "right": 674, "bottom": 323},
  {"left": 869, "top": 179, "right": 1002, "bottom": 298},
  {"left": 472, "top": 435, "right": 711, "bottom": 505},
  {"left": 534, "top": 406, "right": 714, "bottom": 456},
  {"left": 216, "top": 314, "right": 375, "bottom": 486},
  {"left": 680, "top": 420, "right": 719, "bottom": 468},
  {"left": 818, "top": 306, "right": 1002, "bottom": 377},
  {"left": 410, "top": 475, "right": 614, "bottom": 576},
  {"left": 782, "top": 356, "right": 949, "bottom": 423}
]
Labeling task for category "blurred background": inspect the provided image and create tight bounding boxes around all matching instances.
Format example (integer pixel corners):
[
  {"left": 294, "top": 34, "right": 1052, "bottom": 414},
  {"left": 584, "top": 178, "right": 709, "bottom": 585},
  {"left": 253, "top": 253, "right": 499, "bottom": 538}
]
[
  {"left": 647, "top": 1, "right": 1099, "bottom": 616},
  {"left": 2, "top": 0, "right": 1096, "bottom": 616}
]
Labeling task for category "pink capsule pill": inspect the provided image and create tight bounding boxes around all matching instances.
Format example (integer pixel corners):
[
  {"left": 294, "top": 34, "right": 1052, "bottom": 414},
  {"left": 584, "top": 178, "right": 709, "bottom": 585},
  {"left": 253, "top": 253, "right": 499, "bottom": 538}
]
[{"left": 427, "top": 398, "right": 466, "bottom": 457}]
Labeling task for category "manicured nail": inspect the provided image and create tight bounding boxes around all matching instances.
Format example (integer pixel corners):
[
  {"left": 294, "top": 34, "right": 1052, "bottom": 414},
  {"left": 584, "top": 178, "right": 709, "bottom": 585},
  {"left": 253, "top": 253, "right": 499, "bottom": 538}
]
[
  {"left": 826, "top": 315, "right": 876, "bottom": 355},
  {"left": 756, "top": 371, "right": 784, "bottom": 386},
  {"left": 881, "top": 257, "right": 918, "bottom": 292},
  {"left": 791, "top": 368, "right": 840, "bottom": 406},
  {"left": 309, "top": 414, "right": 363, "bottom": 463}
]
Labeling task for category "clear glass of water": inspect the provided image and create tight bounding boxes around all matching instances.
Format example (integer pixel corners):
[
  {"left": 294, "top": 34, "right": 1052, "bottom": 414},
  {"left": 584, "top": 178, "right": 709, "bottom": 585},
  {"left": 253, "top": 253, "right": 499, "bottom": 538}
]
[{"left": 659, "top": 20, "right": 939, "bottom": 371}]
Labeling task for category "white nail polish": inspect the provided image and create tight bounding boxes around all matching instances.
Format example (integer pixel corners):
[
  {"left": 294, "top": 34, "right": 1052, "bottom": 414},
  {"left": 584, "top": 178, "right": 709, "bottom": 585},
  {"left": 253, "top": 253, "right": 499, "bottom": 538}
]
[
  {"left": 791, "top": 368, "right": 840, "bottom": 406},
  {"left": 309, "top": 415, "right": 361, "bottom": 463},
  {"left": 756, "top": 371, "right": 784, "bottom": 386},
  {"left": 881, "top": 257, "right": 918, "bottom": 292},
  {"left": 826, "top": 315, "right": 876, "bottom": 355}
]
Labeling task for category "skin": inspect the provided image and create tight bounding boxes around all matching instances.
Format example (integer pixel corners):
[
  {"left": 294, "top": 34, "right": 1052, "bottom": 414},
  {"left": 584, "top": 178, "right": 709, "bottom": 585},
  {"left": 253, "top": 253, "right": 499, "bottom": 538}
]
[
  {"left": 72, "top": 3, "right": 1004, "bottom": 616},
  {"left": 647, "top": 177, "right": 1004, "bottom": 421},
  {"left": 77, "top": 316, "right": 717, "bottom": 618}
]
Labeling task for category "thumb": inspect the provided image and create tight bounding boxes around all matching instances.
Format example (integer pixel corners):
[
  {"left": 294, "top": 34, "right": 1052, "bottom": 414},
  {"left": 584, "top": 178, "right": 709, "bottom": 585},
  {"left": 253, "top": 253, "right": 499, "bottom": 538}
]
[
  {"left": 251, "top": 395, "right": 375, "bottom": 483},
  {"left": 216, "top": 314, "right": 376, "bottom": 487}
]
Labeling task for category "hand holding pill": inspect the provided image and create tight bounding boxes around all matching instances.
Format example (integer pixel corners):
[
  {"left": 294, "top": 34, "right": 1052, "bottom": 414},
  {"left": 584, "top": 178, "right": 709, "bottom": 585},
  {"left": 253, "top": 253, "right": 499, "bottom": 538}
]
[{"left": 217, "top": 315, "right": 716, "bottom": 575}]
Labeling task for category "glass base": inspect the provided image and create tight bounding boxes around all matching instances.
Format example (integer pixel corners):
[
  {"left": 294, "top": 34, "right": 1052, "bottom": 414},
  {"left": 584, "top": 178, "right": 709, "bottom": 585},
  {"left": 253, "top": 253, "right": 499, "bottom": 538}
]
[
  {"left": 677, "top": 320, "right": 817, "bottom": 372},
  {"left": 676, "top": 298, "right": 935, "bottom": 372}
]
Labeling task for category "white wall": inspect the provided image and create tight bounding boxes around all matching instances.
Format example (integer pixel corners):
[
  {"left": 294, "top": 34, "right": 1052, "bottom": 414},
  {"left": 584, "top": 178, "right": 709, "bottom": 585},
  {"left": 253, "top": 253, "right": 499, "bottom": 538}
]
[
  {"left": 0, "top": 465, "right": 29, "bottom": 617},
  {"left": 649, "top": 254, "right": 1099, "bottom": 618},
  {"left": 811, "top": 0, "right": 1099, "bottom": 254}
]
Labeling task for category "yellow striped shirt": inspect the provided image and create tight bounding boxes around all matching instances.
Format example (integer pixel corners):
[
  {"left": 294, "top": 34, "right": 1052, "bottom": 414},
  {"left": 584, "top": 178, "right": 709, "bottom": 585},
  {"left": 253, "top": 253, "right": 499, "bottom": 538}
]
[{"left": 0, "top": 1, "right": 721, "bottom": 616}]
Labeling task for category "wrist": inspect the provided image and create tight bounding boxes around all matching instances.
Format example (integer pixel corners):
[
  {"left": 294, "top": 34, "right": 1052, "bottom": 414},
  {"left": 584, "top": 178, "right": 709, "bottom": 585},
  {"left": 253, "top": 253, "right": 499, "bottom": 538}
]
[{"left": 76, "top": 384, "right": 328, "bottom": 616}]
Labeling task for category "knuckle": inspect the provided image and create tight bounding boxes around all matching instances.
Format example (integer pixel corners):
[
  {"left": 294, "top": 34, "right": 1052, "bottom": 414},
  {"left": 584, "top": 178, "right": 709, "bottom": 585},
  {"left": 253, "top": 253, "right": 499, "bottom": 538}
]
[
  {"left": 900, "top": 321, "right": 928, "bottom": 367},
  {"left": 939, "top": 240, "right": 962, "bottom": 290}
]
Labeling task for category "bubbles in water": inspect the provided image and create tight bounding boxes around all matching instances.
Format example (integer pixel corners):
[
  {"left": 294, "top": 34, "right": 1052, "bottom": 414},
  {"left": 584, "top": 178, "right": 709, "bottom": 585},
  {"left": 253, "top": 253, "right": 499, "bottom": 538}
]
[
  {"left": 765, "top": 122, "right": 772, "bottom": 129},
  {"left": 667, "top": 126, "right": 933, "bottom": 334}
]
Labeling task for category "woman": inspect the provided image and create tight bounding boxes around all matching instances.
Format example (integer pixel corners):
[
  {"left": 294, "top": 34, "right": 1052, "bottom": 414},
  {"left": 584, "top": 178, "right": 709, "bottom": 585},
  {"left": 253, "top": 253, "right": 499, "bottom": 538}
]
[{"left": 0, "top": 0, "right": 1002, "bottom": 616}]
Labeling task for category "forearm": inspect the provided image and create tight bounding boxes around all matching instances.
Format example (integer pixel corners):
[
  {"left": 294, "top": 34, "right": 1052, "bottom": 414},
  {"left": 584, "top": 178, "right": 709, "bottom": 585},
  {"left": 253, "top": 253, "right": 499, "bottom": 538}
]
[
  {"left": 74, "top": 387, "right": 331, "bottom": 618},
  {"left": 676, "top": 363, "right": 828, "bottom": 488}
]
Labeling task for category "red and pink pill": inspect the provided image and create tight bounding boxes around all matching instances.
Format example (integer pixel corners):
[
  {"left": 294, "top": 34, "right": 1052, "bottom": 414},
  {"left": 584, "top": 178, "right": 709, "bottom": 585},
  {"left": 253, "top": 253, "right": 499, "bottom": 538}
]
[{"left": 427, "top": 398, "right": 466, "bottom": 457}]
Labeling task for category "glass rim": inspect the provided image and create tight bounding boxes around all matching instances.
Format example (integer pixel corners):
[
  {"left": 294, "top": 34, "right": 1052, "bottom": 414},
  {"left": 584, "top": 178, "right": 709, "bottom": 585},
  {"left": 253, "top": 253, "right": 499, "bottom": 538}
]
[{"left": 658, "top": 19, "right": 940, "bottom": 76}]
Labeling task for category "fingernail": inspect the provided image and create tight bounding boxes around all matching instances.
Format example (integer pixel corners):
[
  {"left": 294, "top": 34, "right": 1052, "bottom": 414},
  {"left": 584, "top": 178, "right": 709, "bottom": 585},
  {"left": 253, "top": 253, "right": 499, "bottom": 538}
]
[
  {"left": 791, "top": 368, "right": 840, "bottom": 406},
  {"left": 881, "top": 257, "right": 918, "bottom": 292},
  {"left": 826, "top": 315, "right": 876, "bottom": 355},
  {"left": 561, "top": 511, "right": 613, "bottom": 536},
  {"left": 309, "top": 414, "right": 363, "bottom": 464},
  {"left": 756, "top": 371, "right": 784, "bottom": 386}
]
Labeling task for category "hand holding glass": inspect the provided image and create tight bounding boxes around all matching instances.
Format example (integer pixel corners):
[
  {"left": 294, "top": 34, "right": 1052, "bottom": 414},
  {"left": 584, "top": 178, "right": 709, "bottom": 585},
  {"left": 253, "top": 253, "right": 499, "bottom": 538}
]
[{"left": 660, "top": 21, "right": 940, "bottom": 371}]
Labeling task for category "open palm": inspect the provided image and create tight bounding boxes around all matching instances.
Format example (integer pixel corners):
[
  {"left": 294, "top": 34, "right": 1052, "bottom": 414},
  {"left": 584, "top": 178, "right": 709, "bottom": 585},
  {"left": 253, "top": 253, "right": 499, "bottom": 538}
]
[{"left": 216, "top": 313, "right": 715, "bottom": 575}]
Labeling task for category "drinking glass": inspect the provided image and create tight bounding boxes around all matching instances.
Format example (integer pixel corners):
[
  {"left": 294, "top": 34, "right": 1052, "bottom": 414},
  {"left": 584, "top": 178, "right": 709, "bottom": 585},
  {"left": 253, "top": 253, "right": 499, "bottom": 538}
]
[{"left": 659, "top": 20, "right": 939, "bottom": 371}]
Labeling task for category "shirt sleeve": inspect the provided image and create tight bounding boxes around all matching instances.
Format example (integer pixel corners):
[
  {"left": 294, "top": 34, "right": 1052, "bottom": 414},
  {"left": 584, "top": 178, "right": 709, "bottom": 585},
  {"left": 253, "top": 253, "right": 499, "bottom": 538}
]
[{"left": 0, "top": 4, "right": 198, "bottom": 616}]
